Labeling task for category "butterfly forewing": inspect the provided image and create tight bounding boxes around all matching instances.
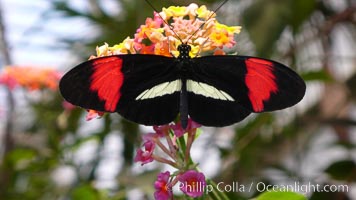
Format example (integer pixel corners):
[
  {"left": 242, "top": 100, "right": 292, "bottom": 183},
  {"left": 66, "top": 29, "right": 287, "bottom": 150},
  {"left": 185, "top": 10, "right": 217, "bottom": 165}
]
[
  {"left": 242, "top": 56, "right": 306, "bottom": 112},
  {"left": 60, "top": 54, "right": 181, "bottom": 125}
]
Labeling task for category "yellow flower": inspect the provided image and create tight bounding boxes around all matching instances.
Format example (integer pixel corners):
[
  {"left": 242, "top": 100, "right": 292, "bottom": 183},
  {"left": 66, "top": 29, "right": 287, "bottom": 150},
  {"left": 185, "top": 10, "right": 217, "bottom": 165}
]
[
  {"left": 209, "top": 29, "right": 230, "bottom": 48},
  {"left": 109, "top": 37, "right": 136, "bottom": 54},
  {"left": 214, "top": 22, "right": 242, "bottom": 34},
  {"left": 189, "top": 45, "right": 200, "bottom": 57},
  {"left": 96, "top": 43, "right": 111, "bottom": 57},
  {"left": 209, "top": 22, "right": 241, "bottom": 48},
  {"left": 163, "top": 6, "right": 187, "bottom": 19},
  {"left": 196, "top": 5, "right": 215, "bottom": 19}
]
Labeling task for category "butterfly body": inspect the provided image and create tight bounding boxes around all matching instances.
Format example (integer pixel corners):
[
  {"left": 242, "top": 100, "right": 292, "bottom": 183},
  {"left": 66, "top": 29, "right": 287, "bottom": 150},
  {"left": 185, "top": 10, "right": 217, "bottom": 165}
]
[{"left": 60, "top": 43, "right": 306, "bottom": 128}]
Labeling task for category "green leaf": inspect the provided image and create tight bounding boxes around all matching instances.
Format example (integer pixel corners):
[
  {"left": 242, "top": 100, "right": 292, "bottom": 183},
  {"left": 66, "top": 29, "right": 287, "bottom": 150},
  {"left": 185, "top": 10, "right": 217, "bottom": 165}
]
[
  {"left": 7, "top": 148, "right": 36, "bottom": 170},
  {"left": 288, "top": 0, "right": 316, "bottom": 32},
  {"left": 242, "top": 0, "right": 317, "bottom": 56},
  {"left": 301, "top": 70, "right": 333, "bottom": 82},
  {"left": 324, "top": 160, "right": 356, "bottom": 181},
  {"left": 255, "top": 191, "right": 307, "bottom": 200},
  {"left": 71, "top": 185, "right": 99, "bottom": 200},
  {"left": 242, "top": 0, "right": 290, "bottom": 57}
]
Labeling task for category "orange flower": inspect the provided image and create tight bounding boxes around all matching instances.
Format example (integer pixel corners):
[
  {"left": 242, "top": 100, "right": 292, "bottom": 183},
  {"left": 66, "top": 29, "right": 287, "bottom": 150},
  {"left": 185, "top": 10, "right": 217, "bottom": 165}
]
[
  {"left": 0, "top": 66, "right": 61, "bottom": 91},
  {"left": 209, "top": 29, "right": 231, "bottom": 48}
]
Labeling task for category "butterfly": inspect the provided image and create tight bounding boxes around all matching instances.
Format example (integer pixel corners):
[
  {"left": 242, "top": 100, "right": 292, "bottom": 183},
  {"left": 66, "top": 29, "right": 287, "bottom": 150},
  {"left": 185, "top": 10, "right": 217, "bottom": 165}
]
[{"left": 59, "top": 42, "right": 306, "bottom": 128}]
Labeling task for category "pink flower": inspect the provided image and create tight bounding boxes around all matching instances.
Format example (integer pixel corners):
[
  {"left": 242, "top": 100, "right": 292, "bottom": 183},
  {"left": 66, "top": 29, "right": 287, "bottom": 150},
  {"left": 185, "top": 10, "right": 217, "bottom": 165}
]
[
  {"left": 169, "top": 122, "right": 185, "bottom": 137},
  {"left": 178, "top": 170, "right": 206, "bottom": 198},
  {"left": 154, "top": 171, "right": 172, "bottom": 200},
  {"left": 170, "top": 118, "right": 201, "bottom": 137},
  {"left": 134, "top": 12, "right": 163, "bottom": 53},
  {"left": 153, "top": 12, "right": 164, "bottom": 26},
  {"left": 0, "top": 73, "right": 18, "bottom": 90},
  {"left": 142, "top": 132, "right": 159, "bottom": 141},
  {"left": 134, "top": 140, "right": 155, "bottom": 165},
  {"left": 153, "top": 125, "right": 170, "bottom": 137},
  {"left": 186, "top": 118, "right": 201, "bottom": 132},
  {"left": 85, "top": 110, "right": 104, "bottom": 121}
]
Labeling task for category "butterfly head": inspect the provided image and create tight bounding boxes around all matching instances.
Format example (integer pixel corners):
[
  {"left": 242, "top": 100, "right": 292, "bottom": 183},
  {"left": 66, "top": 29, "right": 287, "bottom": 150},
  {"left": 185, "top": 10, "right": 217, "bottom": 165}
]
[{"left": 177, "top": 44, "right": 191, "bottom": 60}]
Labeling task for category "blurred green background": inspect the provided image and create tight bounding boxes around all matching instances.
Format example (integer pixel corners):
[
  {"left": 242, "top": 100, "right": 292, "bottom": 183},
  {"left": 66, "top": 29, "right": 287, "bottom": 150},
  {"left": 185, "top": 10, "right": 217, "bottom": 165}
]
[{"left": 0, "top": 0, "right": 355, "bottom": 199}]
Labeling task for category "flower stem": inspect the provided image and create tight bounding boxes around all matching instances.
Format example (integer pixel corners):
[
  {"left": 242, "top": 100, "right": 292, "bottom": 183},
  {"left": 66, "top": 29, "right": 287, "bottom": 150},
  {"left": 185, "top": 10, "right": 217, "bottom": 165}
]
[
  {"left": 152, "top": 155, "right": 179, "bottom": 168},
  {"left": 165, "top": 133, "right": 176, "bottom": 157},
  {"left": 154, "top": 138, "right": 177, "bottom": 161},
  {"left": 185, "top": 131, "right": 195, "bottom": 165}
]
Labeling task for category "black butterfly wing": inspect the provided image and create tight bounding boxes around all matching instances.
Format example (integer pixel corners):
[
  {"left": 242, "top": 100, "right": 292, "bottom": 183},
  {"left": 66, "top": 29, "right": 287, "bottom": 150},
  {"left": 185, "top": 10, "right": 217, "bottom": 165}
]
[
  {"left": 187, "top": 55, "right": 306, "bottom": 126},
  {"left": 59, "top": 54, "right": 180, "bottom": 125}
]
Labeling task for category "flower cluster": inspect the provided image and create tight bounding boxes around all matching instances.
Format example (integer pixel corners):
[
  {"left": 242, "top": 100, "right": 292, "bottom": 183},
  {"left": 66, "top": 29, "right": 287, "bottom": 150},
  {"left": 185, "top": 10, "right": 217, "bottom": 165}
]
[
  {"left": 0, "top": 66, "right": 61, "bottom": 91},
  {"left": 134, "top": 119, "right": 205, "bottom": 199},
  {"left": 91, "top": 3, "right": 241, "bottom": 59}
]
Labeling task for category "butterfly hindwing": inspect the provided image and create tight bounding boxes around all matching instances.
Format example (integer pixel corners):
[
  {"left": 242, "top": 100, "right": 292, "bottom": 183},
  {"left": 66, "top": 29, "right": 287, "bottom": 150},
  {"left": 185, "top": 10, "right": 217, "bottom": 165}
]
[
  {"left": 186, "top": 89, "right": 251, "bottom": 127},
  {"left": 60, "top": 54, "right": 180, "bottom": 125}
]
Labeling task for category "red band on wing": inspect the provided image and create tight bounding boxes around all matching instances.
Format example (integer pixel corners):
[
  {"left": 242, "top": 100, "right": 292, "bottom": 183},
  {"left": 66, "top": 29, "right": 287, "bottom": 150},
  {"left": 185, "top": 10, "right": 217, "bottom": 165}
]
[
  {"left": 245, "top": 58, "right": 278, "bottom": 112},
  {"left": 90, "top": 57, "right": 124, "bottom": 112}
]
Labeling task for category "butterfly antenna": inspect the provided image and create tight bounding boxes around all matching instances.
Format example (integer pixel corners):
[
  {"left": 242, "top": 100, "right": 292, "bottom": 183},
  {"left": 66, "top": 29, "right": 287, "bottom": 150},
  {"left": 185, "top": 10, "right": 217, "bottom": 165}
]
[
  {"left": 187, "top": 0, "right": 228, "bottom": 42},
  {"left": 144, "top": 0, "right": 184, "bottom": 44}
]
